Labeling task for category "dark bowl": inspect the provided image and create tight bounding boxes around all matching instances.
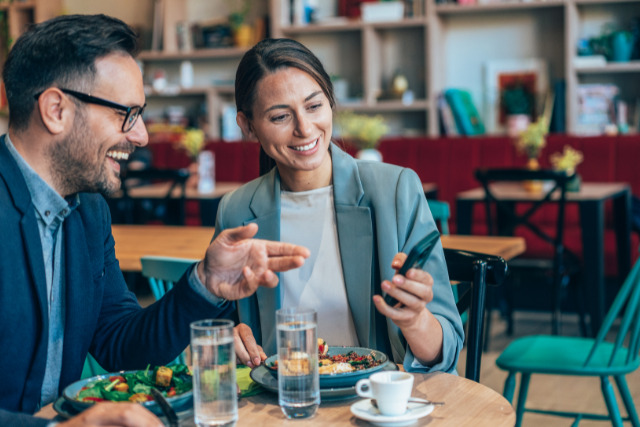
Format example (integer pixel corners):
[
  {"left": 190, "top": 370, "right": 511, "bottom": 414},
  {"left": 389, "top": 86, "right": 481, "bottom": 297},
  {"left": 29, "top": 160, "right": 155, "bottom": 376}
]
[
  {"left": 264, "top": 346, "right": 388, "bottom": 388},
  {"left": 62, "top": 371, "right": 192, "bottom": 416}
]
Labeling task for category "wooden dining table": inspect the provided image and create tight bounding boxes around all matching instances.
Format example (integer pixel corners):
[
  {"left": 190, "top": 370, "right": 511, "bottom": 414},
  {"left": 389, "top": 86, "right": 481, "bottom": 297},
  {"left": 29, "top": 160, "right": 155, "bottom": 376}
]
[
  {"left": 456, "top": 181, "right": 631, "bottom": 334},
  {"left": 111, "top": 225, "right": 526, "bottom": 272},
  {"left": 36, "top": 371, "right": 515, "bottom": 426}
]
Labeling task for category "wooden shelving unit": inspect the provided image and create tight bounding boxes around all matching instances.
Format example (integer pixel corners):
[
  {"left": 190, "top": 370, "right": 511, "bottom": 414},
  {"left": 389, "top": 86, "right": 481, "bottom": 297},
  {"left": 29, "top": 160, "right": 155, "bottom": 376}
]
[{"left": 270, "top": 0, "right": 640, "bottom": 137}]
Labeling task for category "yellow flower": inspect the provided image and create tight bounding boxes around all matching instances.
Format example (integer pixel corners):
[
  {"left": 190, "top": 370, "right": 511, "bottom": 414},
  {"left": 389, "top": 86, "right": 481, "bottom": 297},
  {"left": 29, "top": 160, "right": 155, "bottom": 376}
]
[
  {"left": 514, "top": 117, "right": 548, "bottom": 159},
  {"left": 550, "top": 145, "right": 584, "bottom": 173},
  {"left": 179, "top": 128, "right": 205, "bottom": 160},
  {"left": 335, "top": 111, "right": 388, "bottom": 150}
]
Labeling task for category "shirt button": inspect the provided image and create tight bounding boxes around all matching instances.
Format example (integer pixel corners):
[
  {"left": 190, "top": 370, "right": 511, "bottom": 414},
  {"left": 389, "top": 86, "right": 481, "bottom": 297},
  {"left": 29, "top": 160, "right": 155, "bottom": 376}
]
[
  {"left": 62, "top": 209, "right": 68, "bottom": 215},
  {"left": 45, "top": 210, "right": 51, "bottom": 217}
]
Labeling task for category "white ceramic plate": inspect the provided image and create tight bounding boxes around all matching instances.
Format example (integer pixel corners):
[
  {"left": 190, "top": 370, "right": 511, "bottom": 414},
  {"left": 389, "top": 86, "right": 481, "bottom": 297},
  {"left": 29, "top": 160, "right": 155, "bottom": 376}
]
[{"left": 350, "top": 398, "right": 435, "bottom": 426}]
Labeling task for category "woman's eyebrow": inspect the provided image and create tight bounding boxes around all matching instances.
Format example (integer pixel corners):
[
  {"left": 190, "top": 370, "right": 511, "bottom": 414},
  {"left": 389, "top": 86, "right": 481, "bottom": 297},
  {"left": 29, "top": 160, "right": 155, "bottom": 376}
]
[{"left": 264, "top": 91, "right": 323, "bottom": 113}]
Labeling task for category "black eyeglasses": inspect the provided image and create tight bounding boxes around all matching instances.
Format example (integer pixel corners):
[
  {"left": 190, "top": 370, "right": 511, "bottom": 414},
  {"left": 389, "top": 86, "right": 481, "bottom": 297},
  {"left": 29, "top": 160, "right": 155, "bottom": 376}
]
[{"left": 34, "top": 88, "right": 146, "bottom": 133}]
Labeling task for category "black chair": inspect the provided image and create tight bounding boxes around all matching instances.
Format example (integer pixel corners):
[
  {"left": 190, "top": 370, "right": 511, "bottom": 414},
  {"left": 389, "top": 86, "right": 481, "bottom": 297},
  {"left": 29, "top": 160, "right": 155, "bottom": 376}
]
[
  {"left": 118, "top": 168, "right": 190, "bottom": 225},
  {"left": 475, "top": 168, "right": 584, "bottom": 337},
  {"left": 444, "top": 248, "right": 508, "bottom": 382}
]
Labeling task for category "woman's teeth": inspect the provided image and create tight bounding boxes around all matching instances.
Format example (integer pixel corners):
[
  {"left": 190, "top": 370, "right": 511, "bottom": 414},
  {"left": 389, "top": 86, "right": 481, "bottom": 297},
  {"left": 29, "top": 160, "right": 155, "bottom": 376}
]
[
  {"left": 107, "top": 151, "right": 130, "bottom": 161},
  {"left": 292, "top": 140, "right": 317, "bottom": 152}
]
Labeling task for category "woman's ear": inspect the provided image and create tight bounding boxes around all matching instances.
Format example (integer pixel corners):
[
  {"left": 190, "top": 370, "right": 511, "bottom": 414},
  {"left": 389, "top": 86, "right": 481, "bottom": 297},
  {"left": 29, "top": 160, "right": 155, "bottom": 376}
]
[
  {"left": 236, "top": 111, "right": 255, "bottom": 140},
  {"left": 36, "top": 88, "right": 73, "bottom": 135}
]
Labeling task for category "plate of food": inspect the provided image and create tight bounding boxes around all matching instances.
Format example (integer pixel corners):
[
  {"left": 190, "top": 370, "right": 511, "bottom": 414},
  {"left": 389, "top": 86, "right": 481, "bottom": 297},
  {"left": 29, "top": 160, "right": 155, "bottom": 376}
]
[
  {"left": 250, "top": 360, "right": 397, "bottom": 400},
  {"left": 61, "top": 364, "right": 193, "bottom": 416},
  {"left": 264, "top": 341, "right": 389, "bottom": 388}
]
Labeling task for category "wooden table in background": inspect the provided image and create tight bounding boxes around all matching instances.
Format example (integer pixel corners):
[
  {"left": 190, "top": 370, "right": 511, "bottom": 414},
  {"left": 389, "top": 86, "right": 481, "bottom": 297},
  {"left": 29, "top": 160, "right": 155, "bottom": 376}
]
[
  {"left": 121, "top": 181, "right": 243, "bottom": 200},
  {"left": 37, "top": 371, "right": 515, "bottom": 426},
  {"left": 111, "top": 225, "right": 525, "bottom": 272},
  {"left": 456, "top": 182, "right": 631, "bottom": 334}
]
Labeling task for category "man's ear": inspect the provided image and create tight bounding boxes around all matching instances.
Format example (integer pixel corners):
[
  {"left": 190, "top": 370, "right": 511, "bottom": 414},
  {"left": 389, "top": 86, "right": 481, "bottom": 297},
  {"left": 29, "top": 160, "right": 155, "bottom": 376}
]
[
  {"left": 236, "top": 111, "right": 255, "bottom": 140},
  {"left": 36, "top": 88, "right": 73, "bottom": 135}
]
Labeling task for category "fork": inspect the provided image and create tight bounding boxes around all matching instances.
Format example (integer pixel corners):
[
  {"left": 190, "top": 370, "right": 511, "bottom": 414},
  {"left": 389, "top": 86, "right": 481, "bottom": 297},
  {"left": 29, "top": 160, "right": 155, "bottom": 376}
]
[{"left": 150, "top": 388, "right": 179, "bottom": 427}]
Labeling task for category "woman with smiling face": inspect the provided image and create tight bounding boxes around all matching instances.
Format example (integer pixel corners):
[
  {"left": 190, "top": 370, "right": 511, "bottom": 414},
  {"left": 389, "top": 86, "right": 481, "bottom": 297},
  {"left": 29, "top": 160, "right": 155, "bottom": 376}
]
[{"left": 213, "top": 38, "right": 464, "bottom": 373}]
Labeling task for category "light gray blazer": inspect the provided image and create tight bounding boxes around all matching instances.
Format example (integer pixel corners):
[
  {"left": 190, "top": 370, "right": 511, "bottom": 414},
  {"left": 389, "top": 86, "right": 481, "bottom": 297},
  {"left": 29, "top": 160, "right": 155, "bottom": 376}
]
[{"left": 213, "top": 144, "right": 464, "bottom": 372}]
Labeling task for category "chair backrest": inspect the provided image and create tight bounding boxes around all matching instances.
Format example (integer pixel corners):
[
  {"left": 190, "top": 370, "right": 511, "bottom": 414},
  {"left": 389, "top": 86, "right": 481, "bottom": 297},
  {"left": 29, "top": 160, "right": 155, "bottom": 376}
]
[
  {"left": 427, "top": 200, "right": 450, "bottom": 235},
  {"left": 120, "top": 168, "right": 190, "bottom": 225},
  {"left": 444, "top": 248, "right": 508, "bottom": 382},
  {"left": 140, "top": 256, "right": 198, "bottom": 301},
  {"left": 140, "top": 256, "right": 198, "bottom": 365},
  {"left": 475, "top": 168, "right": 573, "bottom": 254},
  {"left": 585, "top": 250, "right": 640, "bottom": 368}
]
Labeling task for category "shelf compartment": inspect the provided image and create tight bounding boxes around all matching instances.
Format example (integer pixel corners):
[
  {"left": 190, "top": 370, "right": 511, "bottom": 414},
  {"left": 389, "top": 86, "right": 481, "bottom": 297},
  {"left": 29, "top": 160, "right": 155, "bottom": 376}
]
[
  {"left": 138, "top": 48, "right": 249, "bottom": 61},
  {"left": 435, "top": 0, "right": 566, "bottom": 15},
  {"left": 576, "top": 60, "right": 640, "bottom": 74}
]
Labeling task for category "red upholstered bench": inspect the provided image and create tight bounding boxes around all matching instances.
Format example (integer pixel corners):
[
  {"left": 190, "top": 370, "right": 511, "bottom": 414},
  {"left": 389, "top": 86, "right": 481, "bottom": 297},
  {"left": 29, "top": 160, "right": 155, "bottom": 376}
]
[{"left": 145, "top": 134, "right": 639, "bottom": 273}]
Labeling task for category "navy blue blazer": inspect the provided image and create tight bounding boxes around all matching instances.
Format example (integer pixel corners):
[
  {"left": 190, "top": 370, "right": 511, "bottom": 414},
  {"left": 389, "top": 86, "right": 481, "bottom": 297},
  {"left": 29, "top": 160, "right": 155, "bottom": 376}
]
[{"left": 0, "top": 136, "right": 233, "bottom": 425}]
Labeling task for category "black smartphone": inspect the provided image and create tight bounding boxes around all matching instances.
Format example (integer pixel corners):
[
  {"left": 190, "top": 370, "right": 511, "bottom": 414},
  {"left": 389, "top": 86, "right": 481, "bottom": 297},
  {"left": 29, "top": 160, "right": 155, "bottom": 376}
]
[{"left": 384, "top": 230, "right": 441, "bottom": 307}]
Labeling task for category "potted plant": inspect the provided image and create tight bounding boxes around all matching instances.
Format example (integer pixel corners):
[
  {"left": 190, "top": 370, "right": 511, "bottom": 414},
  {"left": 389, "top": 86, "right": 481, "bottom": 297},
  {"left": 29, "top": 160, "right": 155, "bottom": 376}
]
[
  {"left": 335, "top": 111, "right": 389, "bottom": 161},
  {"left": 501, "top": 83, "right": 534, "bottom": 138},
  {"left": 550, "top": 145, "right": 584, "bottom": 192},
  {"left": 227, "top": 0, "right": 252, "bottom": 47}
]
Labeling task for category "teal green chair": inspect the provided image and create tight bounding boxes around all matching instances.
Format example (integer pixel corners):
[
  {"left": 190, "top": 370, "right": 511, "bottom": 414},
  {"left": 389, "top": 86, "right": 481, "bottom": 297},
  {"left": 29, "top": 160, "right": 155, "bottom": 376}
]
[
  {"left": 141, "top": 255, "right": 199, "bottom": 365},
  {"left": 496, "top": 252, "right": 640, "bottom": 426},
  {"left": 427, "top": 199, "right": 450, "bottom": 235}
]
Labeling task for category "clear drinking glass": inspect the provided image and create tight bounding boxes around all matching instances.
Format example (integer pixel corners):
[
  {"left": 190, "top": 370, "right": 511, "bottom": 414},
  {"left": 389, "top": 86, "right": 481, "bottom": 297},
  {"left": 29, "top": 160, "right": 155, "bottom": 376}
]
[
  {"left": 276, "top": 308, "right": 320, "bottom": 419},
  {"left": 190, "top": 319, "right": 237, "bottom": 427}
]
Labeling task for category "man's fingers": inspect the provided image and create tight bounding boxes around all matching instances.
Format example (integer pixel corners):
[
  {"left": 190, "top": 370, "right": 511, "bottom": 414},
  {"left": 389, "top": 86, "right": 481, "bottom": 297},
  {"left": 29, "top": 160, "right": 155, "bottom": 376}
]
[
  {"left": 237, "top": 324, "right": 262, "bottom": 367},
  {"left": 267, "top": 256, "right": 307, "bottom": 273},
  {"left": 264, "top": 240, "right": 310, "bottom": 258},
  {"left": 218, "top": 223, "right": 259, "bottom": 244}
]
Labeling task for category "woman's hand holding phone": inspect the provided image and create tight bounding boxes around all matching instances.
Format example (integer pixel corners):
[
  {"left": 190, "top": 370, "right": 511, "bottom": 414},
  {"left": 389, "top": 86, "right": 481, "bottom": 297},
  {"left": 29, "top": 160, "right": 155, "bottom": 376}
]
[{"left": 383, "top": 231, "right": 440, "bottom": 307}]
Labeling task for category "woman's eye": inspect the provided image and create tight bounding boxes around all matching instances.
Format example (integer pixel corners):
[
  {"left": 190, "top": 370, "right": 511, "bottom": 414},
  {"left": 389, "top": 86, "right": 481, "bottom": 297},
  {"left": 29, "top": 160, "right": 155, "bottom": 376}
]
[
  {"left": 308, "top": 103, "right": 322, "bottom": 111},
  {"left": 271, "top": 114, "right": 288, "bottom": 123}
]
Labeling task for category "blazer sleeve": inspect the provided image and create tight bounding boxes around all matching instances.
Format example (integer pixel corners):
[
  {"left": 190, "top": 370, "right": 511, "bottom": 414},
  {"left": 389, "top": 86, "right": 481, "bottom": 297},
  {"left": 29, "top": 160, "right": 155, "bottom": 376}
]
[
  {"left": 0, "top": 409, "right": 50, "bottom": 427},
  {"left": 393, "top": 168, "right": 464, "bottom": 374},
  {"left": 88, "top": 200, "right": 234, "bottom": 371}
]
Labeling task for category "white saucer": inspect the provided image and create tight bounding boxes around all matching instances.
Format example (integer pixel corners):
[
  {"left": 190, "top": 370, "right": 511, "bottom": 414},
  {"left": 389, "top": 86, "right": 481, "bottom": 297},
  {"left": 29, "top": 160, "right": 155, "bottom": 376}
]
[{"left": 350, "top": 398, "right": 435, "bottom": 426}]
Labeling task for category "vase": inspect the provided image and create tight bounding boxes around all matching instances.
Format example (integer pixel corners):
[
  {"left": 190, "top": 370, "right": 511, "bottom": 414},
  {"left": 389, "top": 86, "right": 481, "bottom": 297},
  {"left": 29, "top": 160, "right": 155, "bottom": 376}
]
[
  {"left": 356, "top": 148, "right": 383, "bottom": 162},
  {"left": 566, "top": 171, "right": 581, "bottom": 192},
  {"left": 523, "top": 157, "right": 543, "bottom": 193},
  {"left": 506, "top": 114, "right": 530, "bottom": 138},
  {"left": 233, "top": 24, "right": 253, "bottom": 48}
]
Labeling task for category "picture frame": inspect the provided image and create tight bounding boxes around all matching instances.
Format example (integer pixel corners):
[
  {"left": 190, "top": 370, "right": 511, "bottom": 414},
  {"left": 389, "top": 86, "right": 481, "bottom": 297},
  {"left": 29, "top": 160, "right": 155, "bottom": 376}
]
[{"left": 483, "top": 58, "right": 549, "bottom": 134}]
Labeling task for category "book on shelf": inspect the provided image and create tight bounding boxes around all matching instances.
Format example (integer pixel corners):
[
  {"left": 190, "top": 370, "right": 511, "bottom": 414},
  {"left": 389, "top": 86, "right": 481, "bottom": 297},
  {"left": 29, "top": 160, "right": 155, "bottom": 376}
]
[
  {"left": 549, "top": 80, "right": 565, "bottom": 133},
  {"left": 438, "top": 94, "right": 459, "bottom": 136},
  {"left": 443, "top": 89, "right": 485, "bottom": 136}
]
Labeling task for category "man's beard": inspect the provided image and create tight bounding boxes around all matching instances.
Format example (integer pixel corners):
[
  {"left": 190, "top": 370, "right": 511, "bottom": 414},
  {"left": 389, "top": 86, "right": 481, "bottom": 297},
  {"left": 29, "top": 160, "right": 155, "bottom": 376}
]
[{"left": 48, "top": 115, "right": 120, "bottom": 197}]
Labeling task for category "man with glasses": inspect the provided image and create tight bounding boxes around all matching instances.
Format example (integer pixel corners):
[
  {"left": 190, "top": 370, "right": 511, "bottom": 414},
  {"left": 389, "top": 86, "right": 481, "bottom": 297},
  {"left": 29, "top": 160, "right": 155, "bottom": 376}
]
[{"left": 0, "top": 14, "right": 309, "bottom": 427}]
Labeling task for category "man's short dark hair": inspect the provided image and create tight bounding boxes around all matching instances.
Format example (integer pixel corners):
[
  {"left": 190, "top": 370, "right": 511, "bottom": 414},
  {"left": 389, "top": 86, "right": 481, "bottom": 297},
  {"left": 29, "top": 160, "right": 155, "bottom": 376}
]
[{"left": 3, "top": 14, "right": 139, "bottom": 131}]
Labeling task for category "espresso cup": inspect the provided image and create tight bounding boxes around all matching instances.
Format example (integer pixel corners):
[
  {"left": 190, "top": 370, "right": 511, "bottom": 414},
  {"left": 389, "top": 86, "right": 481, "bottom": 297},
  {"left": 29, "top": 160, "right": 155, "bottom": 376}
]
[{"left": 355, "top": 371, "right": 414, "bottom": 416}]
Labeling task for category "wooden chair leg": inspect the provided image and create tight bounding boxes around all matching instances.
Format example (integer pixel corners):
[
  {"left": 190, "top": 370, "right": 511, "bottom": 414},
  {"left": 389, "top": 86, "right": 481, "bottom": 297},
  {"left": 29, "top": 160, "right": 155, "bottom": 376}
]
[
  {"left": 601, "top": 376, "right": 624, "bottom": 427},
  {"left": 515, "top": 373, "right": 531, "bottom": 427},
  {"left": 614, "top": 375, "right": 640, "bottom": 427},
  {"left": 503, "top": 372, "right": 516, "bottom": 404}
]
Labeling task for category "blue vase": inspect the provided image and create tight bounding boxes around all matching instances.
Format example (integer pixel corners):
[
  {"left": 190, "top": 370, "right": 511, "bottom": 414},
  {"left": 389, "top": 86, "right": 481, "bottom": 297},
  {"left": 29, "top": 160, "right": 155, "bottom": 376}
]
[{"left": 610, "top": 32, "right": 634, "bottom": 62}]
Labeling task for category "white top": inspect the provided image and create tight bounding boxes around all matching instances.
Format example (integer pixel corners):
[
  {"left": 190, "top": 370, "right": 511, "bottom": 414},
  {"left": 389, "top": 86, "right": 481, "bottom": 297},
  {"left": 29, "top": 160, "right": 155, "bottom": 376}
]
[{"left": 280, "top": 186, "right": 360, "bottom": 347}]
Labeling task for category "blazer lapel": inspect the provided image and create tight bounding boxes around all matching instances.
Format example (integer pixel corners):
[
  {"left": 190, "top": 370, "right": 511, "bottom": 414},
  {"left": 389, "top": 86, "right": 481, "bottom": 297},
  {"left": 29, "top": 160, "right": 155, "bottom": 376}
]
[
  {"left": 248, "top": 170, "right": 281, "bottom": 351},
  {"left": 60, "top": 211, "right": 95, "bottom": 377},
  {"left": 331, "top": 145, "right": 375, "bottom": 348}
]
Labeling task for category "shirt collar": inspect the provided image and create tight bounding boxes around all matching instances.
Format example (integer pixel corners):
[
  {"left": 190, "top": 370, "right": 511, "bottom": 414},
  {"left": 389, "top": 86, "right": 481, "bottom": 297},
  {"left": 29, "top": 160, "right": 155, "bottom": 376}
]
[{"left": 4, "top": 134, "right": 79, "bottom": 225}]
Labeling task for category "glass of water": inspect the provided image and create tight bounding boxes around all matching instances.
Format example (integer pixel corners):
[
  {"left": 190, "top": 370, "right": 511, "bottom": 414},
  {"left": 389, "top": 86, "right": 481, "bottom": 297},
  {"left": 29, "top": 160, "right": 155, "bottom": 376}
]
[
  {"left": 190, "top": 319, "right": 236, "bottom": 427},
  {"left": 276, "top": 308, "right": 320, "bottom": 419}
]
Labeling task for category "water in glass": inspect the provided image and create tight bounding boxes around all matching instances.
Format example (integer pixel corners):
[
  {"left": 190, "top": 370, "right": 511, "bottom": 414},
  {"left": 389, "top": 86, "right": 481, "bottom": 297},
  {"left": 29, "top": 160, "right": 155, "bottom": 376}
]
[
  {"left": 277, "top": 320, "right": 320, "bottom": 418},
  {"left": 191, "top": 321, "right": 237, "bottom": 427}
]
